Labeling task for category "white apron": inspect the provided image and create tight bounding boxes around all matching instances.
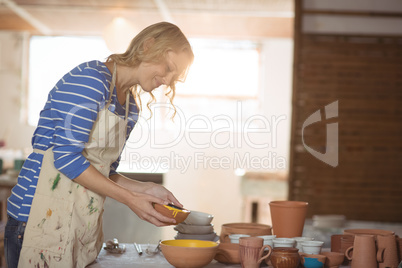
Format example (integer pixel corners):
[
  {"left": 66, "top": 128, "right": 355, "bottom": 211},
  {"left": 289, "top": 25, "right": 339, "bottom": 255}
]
[{"left": 19, "top": 63, "right": 130, "bottom": 267}]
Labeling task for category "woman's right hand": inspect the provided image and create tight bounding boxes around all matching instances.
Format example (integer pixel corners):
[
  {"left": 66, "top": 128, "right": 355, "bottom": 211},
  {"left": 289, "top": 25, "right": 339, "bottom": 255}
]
[{"left": 125, "top": 191, "right": 176, "bottom": 227}]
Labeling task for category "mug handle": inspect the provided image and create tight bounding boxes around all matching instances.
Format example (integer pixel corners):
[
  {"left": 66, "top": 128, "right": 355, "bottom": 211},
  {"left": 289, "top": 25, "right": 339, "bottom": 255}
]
[
  {"left": 345, "top": 246, "right": 354, "bottom": 261},
  {"left": 258, "top": 245, "right": 272, "bottom": 264},
  {"left": 377, "top": 247, "right": 385, "bottom": 263}
]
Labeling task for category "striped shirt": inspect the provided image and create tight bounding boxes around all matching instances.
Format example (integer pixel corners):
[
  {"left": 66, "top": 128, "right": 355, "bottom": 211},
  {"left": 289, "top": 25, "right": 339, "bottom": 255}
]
[{"left": 7, "top": 60, "right": 138, "bottom": 222}]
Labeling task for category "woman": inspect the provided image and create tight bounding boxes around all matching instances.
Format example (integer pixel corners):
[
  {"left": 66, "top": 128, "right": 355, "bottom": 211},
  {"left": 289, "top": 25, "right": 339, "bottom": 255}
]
[{"left": 5, "top": 22, "right": 194, "bottom": 268}]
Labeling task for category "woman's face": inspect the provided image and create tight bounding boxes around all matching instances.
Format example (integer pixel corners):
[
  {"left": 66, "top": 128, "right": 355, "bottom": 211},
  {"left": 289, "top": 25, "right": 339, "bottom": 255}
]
[{"left": 137, "top": 50, "right": 189, "bottom": 92}]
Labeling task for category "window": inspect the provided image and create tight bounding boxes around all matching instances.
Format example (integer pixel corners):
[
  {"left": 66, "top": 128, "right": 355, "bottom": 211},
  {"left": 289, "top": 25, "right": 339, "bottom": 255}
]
[{"left": 27, "top": 36, "right": 261, "bottom": 128}]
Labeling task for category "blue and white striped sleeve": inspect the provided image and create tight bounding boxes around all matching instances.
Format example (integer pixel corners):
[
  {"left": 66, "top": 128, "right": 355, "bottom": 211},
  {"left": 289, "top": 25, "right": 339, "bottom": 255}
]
[{"left": 51, "top": 65, "right": 110, "bottom": 179}]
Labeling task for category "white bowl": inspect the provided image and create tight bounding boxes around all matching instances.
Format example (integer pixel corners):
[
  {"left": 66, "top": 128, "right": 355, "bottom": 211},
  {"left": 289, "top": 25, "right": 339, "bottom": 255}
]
[
  {"left": 301, "top": 241, "right": 324, "bottom": 254},
  {"left": 293, "top": 237, "right": 314, "bottom": 252},
  {"left": 312, "top": 215, "right": 346, "bottom": 228},
  {"left": 174, "top": 223, "right": 214, "bottom": 234},
  {"left": 273, "top": 238, "right": 295, "bottom": 248},
  {"left": 184, "top": 211, "right": 214, "bottom": 225},
  {"left": 228, "top": 234, "right": 250, "bottom": 244},
  {"left": 257, "top": 235, "right": 276, "bottom": 247}
]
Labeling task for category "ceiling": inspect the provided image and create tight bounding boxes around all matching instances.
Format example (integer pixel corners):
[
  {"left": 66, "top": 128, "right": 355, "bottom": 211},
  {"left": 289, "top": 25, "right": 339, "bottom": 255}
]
[{"left": 0, "top": 0, "right": 294, "bottom": 39}]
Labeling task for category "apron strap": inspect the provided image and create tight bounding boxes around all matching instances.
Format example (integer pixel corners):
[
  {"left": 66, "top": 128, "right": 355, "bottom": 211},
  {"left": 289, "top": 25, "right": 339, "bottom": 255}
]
[
  {"left": 33, "top": 148, "right": 46, "bottom": 155},
  {"left": 105, "top": 62, "right": 117, "bottom": 108}
]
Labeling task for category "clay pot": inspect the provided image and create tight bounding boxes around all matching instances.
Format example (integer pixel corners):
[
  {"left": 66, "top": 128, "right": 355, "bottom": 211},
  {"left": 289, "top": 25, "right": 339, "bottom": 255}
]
[
  {"left": 321, "top": 252, "right": 345, "bottom": 268},
  {"left": 220, "top": 223, "right": 272, "bottom": 243},
  {"left": 377, "top": 234, "right": 399, "bottom": 268},
  {"left": 268, "top": 247, "right": 300, "bottom": 268},
  {"left": 330, "top": 234, "right": 344, "bottom": 253},
  {"left": 214, "top": 243, "right": 240, "bottom": 264},
  {"left": 339, "top": 235, "right": 354, "bottom": 265},
  {"left": 345, "top": 234, "right": 381, "bottom": 268},
  {"left": 269, "top": 201, "right": 308, "bottom": 238},
  {"left": 239, "top": 237, "right": 272, "bottom": 268}
]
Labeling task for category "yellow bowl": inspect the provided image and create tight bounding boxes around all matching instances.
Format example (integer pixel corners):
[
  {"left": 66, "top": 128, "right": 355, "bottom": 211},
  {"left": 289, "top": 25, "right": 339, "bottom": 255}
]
[{"left": 160, "top": 239, "right": 219, "bottom": 268}]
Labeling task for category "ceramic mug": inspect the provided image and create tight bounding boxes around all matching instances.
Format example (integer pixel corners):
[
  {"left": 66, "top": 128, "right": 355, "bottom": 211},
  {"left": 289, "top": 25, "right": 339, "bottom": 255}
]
[
  {"left": 377, "top": 234, "right": 399, "bottom": 268},
  {"left": 345, "top": 234, "right": 381, "bottom": 268},
  {"left": 239, "top": 237, "right": 272, "bottom": 268},
  {"left": 229, "top": 234, "right": 250, "bottom": 244}
]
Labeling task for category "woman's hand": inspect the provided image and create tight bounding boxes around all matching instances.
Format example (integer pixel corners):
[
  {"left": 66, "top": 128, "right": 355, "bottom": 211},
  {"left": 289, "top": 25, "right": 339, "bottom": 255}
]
[
  {"left": 125, "top": 191, "right": 177, "bottom": 227},
  {"left": 141, "top": 182, "right": 183, "bottom": 208}
]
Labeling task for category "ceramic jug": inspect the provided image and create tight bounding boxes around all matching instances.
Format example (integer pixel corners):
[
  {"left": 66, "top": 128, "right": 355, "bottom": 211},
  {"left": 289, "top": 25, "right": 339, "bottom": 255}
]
[
  {"left": 239, "top": 237, "right": 272, "bottom": 268},
  {"left": 377, "top": 234, "right": 399, "bottom": 268},
  {"left": 345, "top": 234, "right": 381, "bottom": 268}
]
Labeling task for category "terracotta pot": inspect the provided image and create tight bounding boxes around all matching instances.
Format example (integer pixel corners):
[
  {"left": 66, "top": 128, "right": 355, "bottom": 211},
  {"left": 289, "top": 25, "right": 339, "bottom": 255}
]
[
  {"left": 269, "top": 201, "right": 308, "bottom": 238},
  {"left": 345, "top": 234, "right": 381, "bottom": 268},
  {"left": 239, "top": 237, "right": 272, "bottom": 268},
  {"left": 153, "top": 203, "right": 190, "bottom": 225},
  {"left": 343, "top": 228, "right": 395, "bottom": 237},
  {"left": 377, "top": 234, "right": 399, "bottom": 268},
  {"left": 219, "top": 223, "right": 272, "bottom": 243},
  {"left": 330, "top": 234, "right": 343, "bottom": 253},
  {"left": 268, "top": 247, "right": 300, "bottom": 268},
  {"left": 321, "top": 251, "right": 345, "bottom": 268}
]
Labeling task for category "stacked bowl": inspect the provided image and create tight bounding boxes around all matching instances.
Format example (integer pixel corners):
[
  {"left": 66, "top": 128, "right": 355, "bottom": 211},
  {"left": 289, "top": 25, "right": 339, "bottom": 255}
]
[{"left": 174, "top": 211, "right": 218, "bottom": 242}]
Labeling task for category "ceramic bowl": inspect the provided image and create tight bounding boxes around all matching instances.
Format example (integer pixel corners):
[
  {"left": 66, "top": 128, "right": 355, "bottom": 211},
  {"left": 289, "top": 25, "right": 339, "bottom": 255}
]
[
  {"left": 301, "top": 241, "right": 324, "bottom": 254},
  {"left": 301, "top": 253, "right": 326, "bottom": 268},
  {"left": 273, "top": 238, "right": 296, "bottom": 248},
  {"left": 220, "top": 223, "right": 272, "bottom": 243},
  {"left": 153, "top": 203, "right": 190, "bottom": 225},
  {"left": 321, "top": 252, "right": 345, "bottom": 268},
  {"left": 174, "top": 223, "right": 214, "bottom": 234},
  {"left": 160, "top": 239, "right": 219, "bottom": 268},
  {"left": 175, "top": 232, "right": 219, "bottom": 241},
  {"left": 184, "top": 210, "right": 214, "bottom": 225},
  {"left": 293, "top": 237, "right": 314, "bottom": 252},
  {"left": 214, "top": 242, "right": 241, "bottom": 264},
  {"left": 258, "top": 235, "right": 276, "bottom": 247},
  {"left": 228, "top": 234, "right": 250, "bottom": 244}
]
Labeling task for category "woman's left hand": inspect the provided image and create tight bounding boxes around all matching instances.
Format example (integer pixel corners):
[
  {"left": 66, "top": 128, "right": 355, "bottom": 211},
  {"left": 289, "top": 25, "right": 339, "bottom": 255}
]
[{"left": 141, "top": 182, "right": 183, "bottom": 208}]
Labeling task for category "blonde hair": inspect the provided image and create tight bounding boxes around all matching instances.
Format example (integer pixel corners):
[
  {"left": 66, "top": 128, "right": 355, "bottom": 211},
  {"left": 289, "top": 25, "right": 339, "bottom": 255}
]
[{"left": 107, "top": 22, "right": 194, "bottom": 118}]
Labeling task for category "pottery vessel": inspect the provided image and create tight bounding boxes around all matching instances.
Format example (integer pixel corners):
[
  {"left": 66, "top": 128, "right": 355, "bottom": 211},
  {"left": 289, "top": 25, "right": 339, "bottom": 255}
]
[
  {"left": 343, "top": 228, "right": 395, "bottom": 237},
  {"left": 153, "top": 203, "right": 190, "bottom": 225},
  {"left": 301, "top": 253, "right": 326, "bottom": 268},
  {"left": 294, "top": 237, "right": 314, "bottom": 252},
  {"left": 301, "top": 241, "right": 324, "bottom": 254},
  {"left": 339, "top": 235, "right": 354, "bottom": 265},
  {"left": 184, "top": 210, "right": 214, "bottom": 225},
  {"left": 397, "top": 236, "right": 402, "bottom": 263},
  {"left": 174, "top": 223, "right": 214, "bottom": 234},
  {"left": 377, "top": 234, "right": 399, "bottom": 268},
  {"left": 269, "top": 201, "right": 308, "bottom": 238},
  {"left": 214, "top": 242, "right": 240, "bottom": 264},
  {"left": 229, "top": 234, "right": 250, "bottom": 244},
  {"left": 258, "top": 235, "right": 276, "bottom": 247},
  {"left": 268, "top": 247, "right": 300, "bottom": 268},
  {"left": 160, "top": 239, "right": 218, "bottom": 268},
  {"left": 321, "top": 251, "right": 345, "bottom": 268},
  {"left": 345, "top": 234, "right": 381, "bottom": 268},
  {"left": 273, "top": 238, "right": 296, "bottom": 248},
  {"left": 220, "top": 222, "right": 272, "bottom": 243},
  {"left": 239, "top": 237, "right": 272, "bottom": 268}
]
